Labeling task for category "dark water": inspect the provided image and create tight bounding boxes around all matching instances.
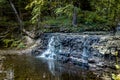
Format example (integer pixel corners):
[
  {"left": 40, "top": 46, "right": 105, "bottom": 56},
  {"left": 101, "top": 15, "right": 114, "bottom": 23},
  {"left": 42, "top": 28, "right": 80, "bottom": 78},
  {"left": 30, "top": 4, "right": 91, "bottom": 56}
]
[{"left": 0, "top": 55, "right": 101, "bottom": 80}]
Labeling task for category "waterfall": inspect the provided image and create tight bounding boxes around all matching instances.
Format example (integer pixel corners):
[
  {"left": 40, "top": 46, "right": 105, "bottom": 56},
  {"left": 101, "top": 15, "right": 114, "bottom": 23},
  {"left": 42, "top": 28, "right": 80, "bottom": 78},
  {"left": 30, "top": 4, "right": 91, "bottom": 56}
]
[
  {"left": 48, "top": 60, "right": 56, "bottom": 75},
  {"left": 82, "top": 48, "right": 88, "bottom": 63},
  {"left": 37, "top": 34, "right": 104, "bottom": 69},
  {"left": 39, "top": 36, "right": 61, "bottom": 59},
  {"left": 81, "top": 38, "right": 90, "bottom": 68},
  {"left": 39, "top": 36, "right": 56, "bottom": 59}
]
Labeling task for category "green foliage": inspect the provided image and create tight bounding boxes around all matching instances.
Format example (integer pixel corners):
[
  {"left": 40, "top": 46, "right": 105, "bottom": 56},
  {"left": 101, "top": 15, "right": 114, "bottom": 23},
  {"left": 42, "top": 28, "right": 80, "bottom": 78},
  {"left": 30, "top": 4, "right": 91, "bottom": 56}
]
[
  {"left": 115, "top": 64, "right": 120, "bottom": 70},
  {"left": 24, "top": 0, "right": 120, "bottom": 32},
  {"left": 115, "top": 51, "right": 119, "bottom": 56},
  {"left": 2, "top": 38, "right": 26, "bottom": 49},
  {"left": 91, "top": 0, "right": 120, "bottom": 25},
  {"left": 3, "top": 39, "right": 14, "bottom": 48},
  {"left": 25, "top": 0, "right": 47, "bottom": 23},
  {"left": 112, "top": 64, "right": 120, "bottom": 80},
  {"left": 83, "top": 11, "right": 107, "bottom": 24},
  {"left": 55, "top": 4, "right": 80, "bottom": 17},
  {"left": 17, "top": 42, "right": 26, "bottom": 49},
  {"left": 0, "top": 21, "right": 18, "bottom": 27},
  {"left": 39, "top": 16, "right": 72, "bottom": 32},
  {"left": 11, "top": 40, "right": 21, "bottom": 47},
  {"left": 1, "top": 0, "right": 120, "bottom": 49},
  {"left": 112, "top": 74, "right": 120, "bottom": 80},
  {"left": 0, "top": 0, "right": 6, "bottom": 4},
  {"left": 112, "top": 51, "right": 120, "bottom": 80},
  {"left": 42, "top": 16, "right": 71, "bottom": 26},
  {"left": 39, "top": 15, "right": 111, "bottom": 32}
]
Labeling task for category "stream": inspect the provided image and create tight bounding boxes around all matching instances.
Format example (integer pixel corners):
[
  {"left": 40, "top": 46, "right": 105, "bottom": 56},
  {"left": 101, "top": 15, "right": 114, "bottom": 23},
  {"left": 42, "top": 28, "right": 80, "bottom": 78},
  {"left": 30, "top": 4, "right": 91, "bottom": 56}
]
[
  {"left": 0, "top": 33, "right": 120, "bottom": 80},
  {"left": 0, "top": 55, "right": 101, "bottom": 80}
]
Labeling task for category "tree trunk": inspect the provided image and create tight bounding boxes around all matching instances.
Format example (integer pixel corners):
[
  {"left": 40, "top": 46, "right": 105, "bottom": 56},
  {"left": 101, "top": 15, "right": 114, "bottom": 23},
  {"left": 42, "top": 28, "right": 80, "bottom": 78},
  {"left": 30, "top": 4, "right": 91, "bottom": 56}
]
[
  {"left": 8, "top": 0, "right": 36, "bottom": 39},
  {"left": 8, "top": 0, "right": 23, "bottom": 32},
  {"left": 72, "top": 7, "right": 77, "bottom": 26}
]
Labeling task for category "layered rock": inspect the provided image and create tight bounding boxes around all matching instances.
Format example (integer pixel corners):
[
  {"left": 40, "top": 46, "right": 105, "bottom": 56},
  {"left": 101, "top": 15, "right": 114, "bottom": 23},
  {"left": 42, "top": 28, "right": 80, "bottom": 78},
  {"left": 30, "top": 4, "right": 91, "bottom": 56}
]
[{"left": 32, "top": 33, "right": 120, "bottom": 70}]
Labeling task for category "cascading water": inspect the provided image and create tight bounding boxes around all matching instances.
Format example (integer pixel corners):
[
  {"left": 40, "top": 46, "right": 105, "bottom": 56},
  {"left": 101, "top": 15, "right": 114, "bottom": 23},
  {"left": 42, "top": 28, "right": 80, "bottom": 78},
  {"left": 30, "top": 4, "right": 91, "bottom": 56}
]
[
  {"left": 82, "top": 48, "right": 88, "bottom": 63},
  {"left": 37, "top": 34, "right": 106, "bottom": 69},
  {"left": 31, "top": 33, "right": 120, "bottom": 80},
  {"left": 39, "top": 36, "right": 56, "bottom": 59},
  {"left": 39, "top": 36, "right": 62, "bottom": 59},
  {"left": 81, "top": 38, "right": 91, "bottom": 68}
]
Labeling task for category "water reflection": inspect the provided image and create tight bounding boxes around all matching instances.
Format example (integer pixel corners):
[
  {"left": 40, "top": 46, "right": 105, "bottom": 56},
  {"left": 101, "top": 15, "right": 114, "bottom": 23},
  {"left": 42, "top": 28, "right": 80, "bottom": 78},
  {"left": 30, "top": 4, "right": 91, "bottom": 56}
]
[
  {"left": 45, "top": 59, "right": 100, "bottom": 80},
  {"left": 48, "top": 60, "right": 56, "bottom": 76},
  {"left": 0, "top": 56, "right": 14, "bottom": 80},
  {"left": 0, "top": 55, "right": 101, "bottom": 80}
]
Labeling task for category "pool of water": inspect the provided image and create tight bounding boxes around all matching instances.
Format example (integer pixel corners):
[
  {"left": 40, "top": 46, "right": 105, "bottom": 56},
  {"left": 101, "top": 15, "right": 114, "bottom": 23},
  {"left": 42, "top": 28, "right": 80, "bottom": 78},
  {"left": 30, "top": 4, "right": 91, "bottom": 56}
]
[{"left": 0, "top": 55, "right": 101, "bottom": 80}]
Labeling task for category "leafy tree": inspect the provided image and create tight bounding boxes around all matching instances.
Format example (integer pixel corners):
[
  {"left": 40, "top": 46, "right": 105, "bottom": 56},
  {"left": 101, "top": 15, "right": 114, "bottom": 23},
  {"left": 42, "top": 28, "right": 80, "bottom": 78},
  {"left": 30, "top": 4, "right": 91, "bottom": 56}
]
[
  {"left": 26, "top": 0, "right": 46, "bottom": 24},
  {"left": 91, "top": 0, "right": 120, "bottom": 30}
]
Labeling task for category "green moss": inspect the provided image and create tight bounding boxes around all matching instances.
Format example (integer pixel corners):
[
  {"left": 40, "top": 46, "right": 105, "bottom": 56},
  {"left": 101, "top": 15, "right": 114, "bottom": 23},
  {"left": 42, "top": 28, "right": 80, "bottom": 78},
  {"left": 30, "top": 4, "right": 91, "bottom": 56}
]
[
  {"left": 112, "top": 74, "right": 120, "bottom": 80},
  {"left": 11, "top": 40, "right": 21, "bottom": 47},
  {"left": 2, "top": 38, "right": 26, "bottom": 49},
  {"left": 3, "top": 39, "right": 14, "bottom": 48},
  {"left": 17, "top": 42, "right": 26, "bottom": 49}
]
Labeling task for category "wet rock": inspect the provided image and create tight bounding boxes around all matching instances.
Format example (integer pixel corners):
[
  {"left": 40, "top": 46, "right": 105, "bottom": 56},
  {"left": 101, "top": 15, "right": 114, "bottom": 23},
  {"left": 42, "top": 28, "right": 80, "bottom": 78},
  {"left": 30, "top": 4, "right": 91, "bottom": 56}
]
[
  {"left": 81, "top": 63, "right": 89, "bottom": 69},
  {"left": 32, "top": 33, "right": 120, "bottom": 72},
  {"left": 108, "top": 65, "right": 116, "bottom": 70},
  {"left": 56, "top": 55, "right": 70, "bottom": 63},
  {"left": 89, "top": 64, "right": 96, "bottom": 68},
  {"left": 74, "top": 61, "right": 82, "bottom": 66},
  {"left": 88, "top": 59, "right": 96, "bottom": 63},
  {"left": 57, "top": 52, "right": 70, "bottom": 57},
  {"left": 31, "top": 49, "right": 43, "bottom": 56},
  {"left": 96, "top": 62, "right": 105, "bottom": 68},
  {"left": 71, "top": 53, "right": 82, "bottom": 58}
]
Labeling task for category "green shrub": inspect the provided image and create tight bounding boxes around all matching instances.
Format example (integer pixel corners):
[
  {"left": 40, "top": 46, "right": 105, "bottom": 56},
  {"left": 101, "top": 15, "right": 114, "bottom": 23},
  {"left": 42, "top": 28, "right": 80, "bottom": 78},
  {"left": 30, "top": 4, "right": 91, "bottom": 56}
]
[
  {"left": 11, "top": 40, "right": 21, "bottom": 47},
  {"left": 3, "top": 39, "right": 14, "bottom": 47},
  {"left": 112, "top": 74, "right": 120, "bottom": 80},
  {"left": 17, "top": 42, "right": 26, "bottom": 49},
  {"left": 41, "top": 16, "right": 71, "bottom": 26},
  {"left": 112, "top": 51, "right": 120, "bottom": 80}
]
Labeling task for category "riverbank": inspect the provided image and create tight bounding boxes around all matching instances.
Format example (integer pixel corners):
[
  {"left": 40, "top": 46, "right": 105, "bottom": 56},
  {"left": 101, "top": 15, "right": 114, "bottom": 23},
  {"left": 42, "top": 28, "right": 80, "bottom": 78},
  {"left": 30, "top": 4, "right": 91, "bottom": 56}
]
[
  {"left": 0, "top": 32, "right": 120, "bottom": 80},
  {"left": 1, "top": 32, "right": 120, "bottom": 56},
  {"left": 0, "top": 42, "right": 38, "bottom": 56}
]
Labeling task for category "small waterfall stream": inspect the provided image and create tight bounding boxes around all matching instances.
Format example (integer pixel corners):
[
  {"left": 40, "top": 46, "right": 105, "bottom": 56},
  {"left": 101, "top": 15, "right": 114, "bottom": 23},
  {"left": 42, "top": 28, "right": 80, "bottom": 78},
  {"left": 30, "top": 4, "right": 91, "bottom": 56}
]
[
  {"left": 39, "top": 35, "right": 92, "bottom": 67},
  {"left": 31, "top": 34, "right": 120, "bottom": 80},
  {"left": 39, "top": 36, "right": 56, "bottom": 59},
  {"left": 37, "top": 34, "right": 116, "bottom": 70}
]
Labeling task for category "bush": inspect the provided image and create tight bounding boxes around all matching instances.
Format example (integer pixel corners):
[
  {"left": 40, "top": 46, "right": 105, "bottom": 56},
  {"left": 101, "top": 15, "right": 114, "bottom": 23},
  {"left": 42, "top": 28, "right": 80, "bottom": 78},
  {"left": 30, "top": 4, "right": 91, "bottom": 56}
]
[{"left": 3, "top": 39, "right": 14, "bottom": 48}]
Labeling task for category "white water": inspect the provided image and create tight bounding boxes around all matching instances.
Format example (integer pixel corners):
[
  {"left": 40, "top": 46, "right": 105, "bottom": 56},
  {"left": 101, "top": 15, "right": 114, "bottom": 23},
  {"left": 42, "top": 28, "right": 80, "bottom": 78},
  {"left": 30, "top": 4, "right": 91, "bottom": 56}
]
[
  {"left": 48, "top": 60, "right": 56, "bottom": 75},
  {"left": 39, "top": 36, "right": 56, "bottom": 59},
  {"left": 82, "top": 39, "right": 89, "bottom": 64},
  {"left": 39, "top": 35, "right": 90, "bottom": 63},
  {"left": 82, "top": 48, "right": 88, "bottom": 63}
]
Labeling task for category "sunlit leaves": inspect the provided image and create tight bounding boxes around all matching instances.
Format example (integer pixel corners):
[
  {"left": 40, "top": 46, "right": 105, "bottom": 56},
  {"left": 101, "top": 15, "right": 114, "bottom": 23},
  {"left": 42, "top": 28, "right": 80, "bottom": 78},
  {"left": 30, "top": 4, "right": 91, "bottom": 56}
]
[
  {"left": 55, "top": 4, "right": 80, "bottom": 17},
  {"left": 115, "top": 64, "right": 120, "bottom": 70},
  {"left": 55, "top": 4, "right": 74, "bottom": 17},
  {"left": 112, "top": 74, "right": 120, "bottom": 80},
  {"left": 25, "top": 0, "right": 45, "bottom": 23},
  {"left": 25, "top": 0, "right": 44, "bottom": 9}
]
